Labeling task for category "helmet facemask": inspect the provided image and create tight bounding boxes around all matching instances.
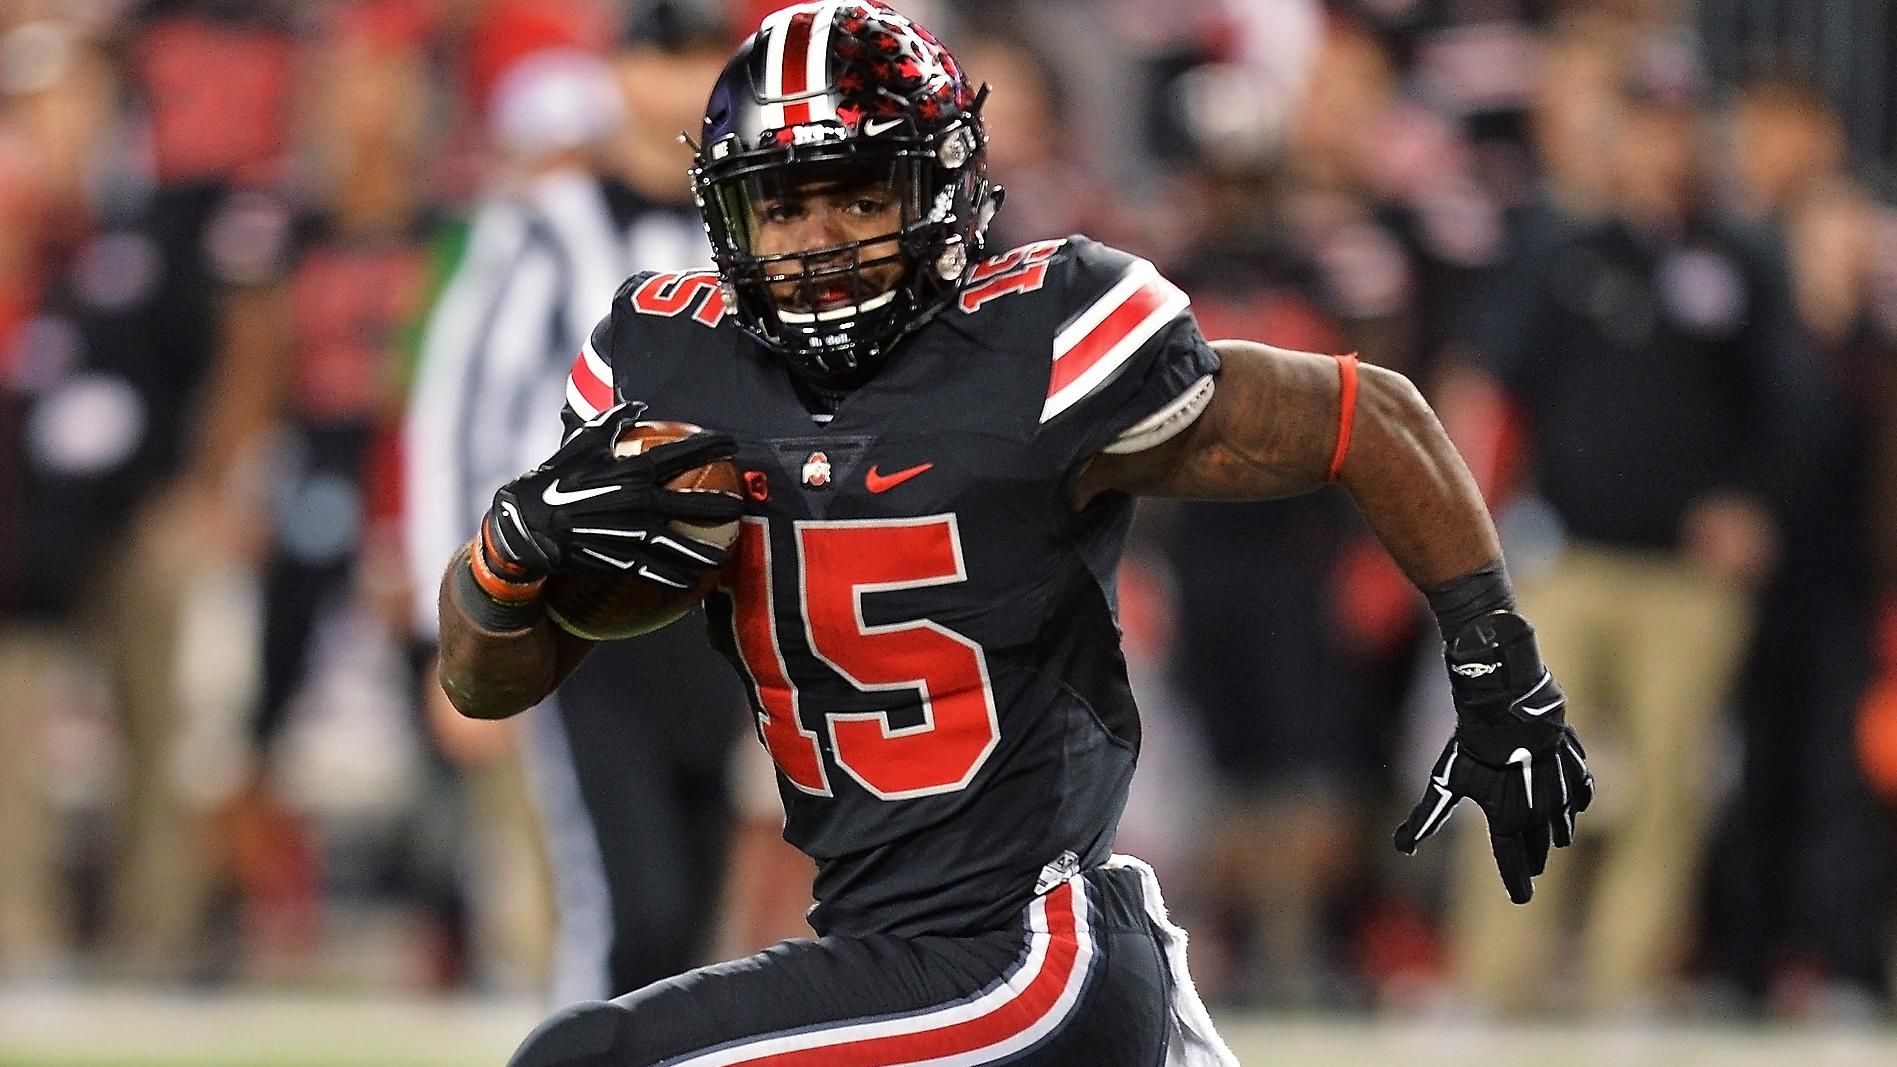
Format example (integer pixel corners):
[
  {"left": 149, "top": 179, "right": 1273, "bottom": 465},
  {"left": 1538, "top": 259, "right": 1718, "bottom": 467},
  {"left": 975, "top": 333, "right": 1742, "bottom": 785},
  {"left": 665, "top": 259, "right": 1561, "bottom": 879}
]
[{"left": 703, "top": 150, "right": 933, "bottom": 381}]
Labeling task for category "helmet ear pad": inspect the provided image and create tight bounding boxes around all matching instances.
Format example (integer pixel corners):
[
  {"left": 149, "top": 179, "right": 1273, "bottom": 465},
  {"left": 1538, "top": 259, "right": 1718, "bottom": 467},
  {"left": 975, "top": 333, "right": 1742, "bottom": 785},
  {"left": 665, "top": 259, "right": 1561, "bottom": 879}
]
[{"left": 689, "top": 2, "right": 1001, "bottom": 385}]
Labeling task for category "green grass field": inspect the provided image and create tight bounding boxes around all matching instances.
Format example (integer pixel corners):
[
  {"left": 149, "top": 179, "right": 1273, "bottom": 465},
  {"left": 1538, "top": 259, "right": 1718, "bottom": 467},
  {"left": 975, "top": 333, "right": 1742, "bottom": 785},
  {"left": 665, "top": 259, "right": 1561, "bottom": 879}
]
[{"left": 3, "top": 990, "right": 1896, "bottom": 1066}]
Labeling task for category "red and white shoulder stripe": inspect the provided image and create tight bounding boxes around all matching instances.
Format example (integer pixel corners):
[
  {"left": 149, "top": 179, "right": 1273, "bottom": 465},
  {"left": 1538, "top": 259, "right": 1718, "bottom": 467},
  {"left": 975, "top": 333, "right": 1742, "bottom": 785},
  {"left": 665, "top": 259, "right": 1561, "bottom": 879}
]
[
  {"left": 1042, "top": 256, "right": 1191, "bottom": 423},
  {"left": 565, "top": 336, "right": 613, "bottom": 422}
]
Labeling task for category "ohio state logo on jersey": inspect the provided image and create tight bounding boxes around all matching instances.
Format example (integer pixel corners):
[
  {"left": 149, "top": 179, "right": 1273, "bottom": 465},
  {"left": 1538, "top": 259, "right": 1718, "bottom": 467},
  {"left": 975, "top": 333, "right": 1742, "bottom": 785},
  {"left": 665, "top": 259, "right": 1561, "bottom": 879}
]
[{"left": 802, "top": 450, "right": 832, "bottom": 489}]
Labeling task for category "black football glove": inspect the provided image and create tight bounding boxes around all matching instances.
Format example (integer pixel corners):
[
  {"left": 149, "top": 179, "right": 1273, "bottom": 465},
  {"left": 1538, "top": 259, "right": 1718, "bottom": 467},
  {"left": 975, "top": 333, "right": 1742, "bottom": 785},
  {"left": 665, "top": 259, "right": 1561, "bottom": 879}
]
[
  {"left": 1394, "top": 610, "right": 1595, "bottom": 904},
  {"left": 479, "top": 402, "right": 743, "bottom": 591}
]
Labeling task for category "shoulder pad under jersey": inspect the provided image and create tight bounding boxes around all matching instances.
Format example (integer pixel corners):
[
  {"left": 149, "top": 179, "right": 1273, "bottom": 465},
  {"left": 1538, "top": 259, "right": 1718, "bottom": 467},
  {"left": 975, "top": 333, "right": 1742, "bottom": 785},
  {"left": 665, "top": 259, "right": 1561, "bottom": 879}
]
[{"left": 959, "top": 236, "right": 1220, "bottom": 475}]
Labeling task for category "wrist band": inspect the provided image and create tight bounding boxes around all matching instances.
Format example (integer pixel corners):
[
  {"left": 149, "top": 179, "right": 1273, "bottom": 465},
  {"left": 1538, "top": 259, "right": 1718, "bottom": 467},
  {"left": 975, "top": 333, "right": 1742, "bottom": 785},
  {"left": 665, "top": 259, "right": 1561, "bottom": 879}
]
[
  {"left": 455, "top": 548, "right": 545, "bottom": 632},
  {"left": 1327, "top": 354, "right": 1359, "bottom": 483},
  {"left": 1423, "top": 559, "right": 1515, "bottom": 640},
  {"left": 473, "top": 520, "right": 545, "bottom": 604}
]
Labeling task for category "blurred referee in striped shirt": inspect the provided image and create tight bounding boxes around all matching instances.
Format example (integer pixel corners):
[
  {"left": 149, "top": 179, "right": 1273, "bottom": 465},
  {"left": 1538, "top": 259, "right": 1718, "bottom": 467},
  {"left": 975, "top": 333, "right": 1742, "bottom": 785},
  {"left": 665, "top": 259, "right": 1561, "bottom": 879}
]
[{"left": 403, "top": 2, "right": 752, "bottom": 1004}]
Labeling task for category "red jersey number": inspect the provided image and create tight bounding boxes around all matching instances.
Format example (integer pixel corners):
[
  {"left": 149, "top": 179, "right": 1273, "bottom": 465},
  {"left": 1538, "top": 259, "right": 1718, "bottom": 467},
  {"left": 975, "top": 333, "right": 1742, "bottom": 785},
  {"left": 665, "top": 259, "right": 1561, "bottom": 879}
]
[
  {"left": 958, "top": 239, "right": 1063, "bottom": 314},
  {"left": 727, "top": 519, "right": 830, "bottom": 794},
  {"left": 726, "top": 516, "right": 1000, "bottom": 800},
  {"left": 629, "top": 271, "right": 730, "bottom": 328}
]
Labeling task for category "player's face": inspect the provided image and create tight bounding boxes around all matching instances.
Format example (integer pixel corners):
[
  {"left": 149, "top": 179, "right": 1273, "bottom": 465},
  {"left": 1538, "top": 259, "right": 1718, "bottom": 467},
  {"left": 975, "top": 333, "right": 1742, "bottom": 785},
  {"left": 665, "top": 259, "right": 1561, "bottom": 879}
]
[{"left": 746, "top": 167, "right": 907, "bottom": 314}]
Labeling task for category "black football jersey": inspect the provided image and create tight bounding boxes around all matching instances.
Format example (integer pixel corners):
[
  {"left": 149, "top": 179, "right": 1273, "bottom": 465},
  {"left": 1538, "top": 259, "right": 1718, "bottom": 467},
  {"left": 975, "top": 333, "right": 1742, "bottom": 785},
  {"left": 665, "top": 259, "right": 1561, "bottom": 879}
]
[{"left": 562, "top": 236, "right": 1220, "bottom": 938}]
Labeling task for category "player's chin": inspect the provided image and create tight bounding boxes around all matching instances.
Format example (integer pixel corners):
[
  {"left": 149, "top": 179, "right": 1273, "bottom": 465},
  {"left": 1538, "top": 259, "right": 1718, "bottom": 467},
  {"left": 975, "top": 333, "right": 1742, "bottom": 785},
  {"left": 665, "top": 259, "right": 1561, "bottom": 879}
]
[{"left": 769, "top": 273, "right": 904, "bottom": 316}]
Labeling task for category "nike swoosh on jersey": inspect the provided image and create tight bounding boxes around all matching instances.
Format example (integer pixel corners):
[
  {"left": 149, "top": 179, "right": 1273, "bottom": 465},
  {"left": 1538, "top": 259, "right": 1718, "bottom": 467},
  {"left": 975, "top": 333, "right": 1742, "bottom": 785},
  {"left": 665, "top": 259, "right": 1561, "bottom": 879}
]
[
  {"left": 543, "top": 481, "right": 622, "bottom": 506},
  {"left": 865, "top": 463, "right": 934, "bottom": 493}
]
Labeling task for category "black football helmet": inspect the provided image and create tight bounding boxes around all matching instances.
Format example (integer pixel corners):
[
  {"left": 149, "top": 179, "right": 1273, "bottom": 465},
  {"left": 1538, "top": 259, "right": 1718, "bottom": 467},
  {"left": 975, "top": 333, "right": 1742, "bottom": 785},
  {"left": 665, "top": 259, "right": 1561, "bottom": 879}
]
[{"left": 690, "top": 2, "right": 1001, "bottom": 383}]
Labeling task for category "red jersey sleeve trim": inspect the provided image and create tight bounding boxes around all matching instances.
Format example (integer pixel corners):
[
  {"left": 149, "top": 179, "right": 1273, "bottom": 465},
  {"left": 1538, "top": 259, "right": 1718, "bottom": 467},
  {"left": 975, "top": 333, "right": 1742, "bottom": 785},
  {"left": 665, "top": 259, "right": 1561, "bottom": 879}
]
[{"left": 565, "top": 337, "right": 613, "bottom": 421}]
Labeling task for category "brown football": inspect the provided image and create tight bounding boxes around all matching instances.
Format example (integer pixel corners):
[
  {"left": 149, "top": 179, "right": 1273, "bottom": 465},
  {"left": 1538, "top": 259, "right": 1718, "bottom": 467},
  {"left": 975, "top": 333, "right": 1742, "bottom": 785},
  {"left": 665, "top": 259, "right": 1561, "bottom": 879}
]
[{"left": 543, "top": 421, "right": 742, "bottom": 640}]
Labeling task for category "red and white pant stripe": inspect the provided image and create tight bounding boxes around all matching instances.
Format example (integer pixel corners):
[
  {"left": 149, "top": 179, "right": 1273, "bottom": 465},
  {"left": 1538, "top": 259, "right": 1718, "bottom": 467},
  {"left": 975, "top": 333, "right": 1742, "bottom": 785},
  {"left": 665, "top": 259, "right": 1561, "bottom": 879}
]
[{"left": 663, "top": 877, "right": 1096, "bottom": 1067}]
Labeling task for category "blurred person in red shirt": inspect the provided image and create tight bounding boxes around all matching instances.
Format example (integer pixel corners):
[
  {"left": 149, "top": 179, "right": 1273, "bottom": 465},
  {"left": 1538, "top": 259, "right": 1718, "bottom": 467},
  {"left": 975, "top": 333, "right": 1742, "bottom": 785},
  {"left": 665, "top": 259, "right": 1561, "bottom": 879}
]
[
  {"left": 0, "top": 2, "right": 301, "bottom": 983},
  {"left": 213, "top": 5, "right": 454, "bottom": 984}
]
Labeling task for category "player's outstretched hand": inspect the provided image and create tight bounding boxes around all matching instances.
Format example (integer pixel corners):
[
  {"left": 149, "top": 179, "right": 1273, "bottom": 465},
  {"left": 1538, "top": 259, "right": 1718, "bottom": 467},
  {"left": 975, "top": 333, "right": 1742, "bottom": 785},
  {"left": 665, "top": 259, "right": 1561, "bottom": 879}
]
[
  {"left": 1393, "top": 610, "right": 1594, "bottom": 904},
  {"left": 480, "top": 402, "right": 743, "bottom": 590}
]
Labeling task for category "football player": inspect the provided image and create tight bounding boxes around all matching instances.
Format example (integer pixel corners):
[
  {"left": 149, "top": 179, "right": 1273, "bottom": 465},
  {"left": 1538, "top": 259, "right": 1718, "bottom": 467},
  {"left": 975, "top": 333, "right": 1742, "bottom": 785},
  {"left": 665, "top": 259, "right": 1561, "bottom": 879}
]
[{"left": 439, "top": 4, "right": 1594, "bottom": 1064}]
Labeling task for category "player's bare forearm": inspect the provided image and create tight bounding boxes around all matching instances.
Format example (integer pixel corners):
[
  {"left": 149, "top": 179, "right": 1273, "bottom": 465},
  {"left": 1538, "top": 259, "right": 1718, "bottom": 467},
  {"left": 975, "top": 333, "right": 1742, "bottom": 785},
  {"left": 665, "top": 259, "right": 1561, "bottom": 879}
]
[
  {"left": 436, "top": 545, "right": 594, "bottom": 719},
  {"left": 1079, "top": 339, "right": 1499, "bottom": 587}
]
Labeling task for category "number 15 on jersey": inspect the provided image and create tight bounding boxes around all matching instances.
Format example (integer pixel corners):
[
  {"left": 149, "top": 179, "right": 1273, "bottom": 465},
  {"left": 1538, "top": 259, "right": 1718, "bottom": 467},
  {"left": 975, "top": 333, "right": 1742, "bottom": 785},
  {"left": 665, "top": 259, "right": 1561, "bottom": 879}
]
[{"left": 723, "top": 516, "right": 1001, "bottom": 801}]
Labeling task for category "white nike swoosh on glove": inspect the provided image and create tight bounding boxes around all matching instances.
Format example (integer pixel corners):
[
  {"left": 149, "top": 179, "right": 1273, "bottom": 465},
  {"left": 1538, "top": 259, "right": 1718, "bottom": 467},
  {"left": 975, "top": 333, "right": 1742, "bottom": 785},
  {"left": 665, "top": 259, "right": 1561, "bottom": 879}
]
[{"left": 543, "top": 480, "right": 621, "bottom": 506}]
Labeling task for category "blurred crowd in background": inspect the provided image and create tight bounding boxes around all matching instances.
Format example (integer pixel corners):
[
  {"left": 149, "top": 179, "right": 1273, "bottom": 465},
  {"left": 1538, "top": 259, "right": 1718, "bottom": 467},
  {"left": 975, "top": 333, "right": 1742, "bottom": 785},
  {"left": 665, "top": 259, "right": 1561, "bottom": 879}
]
[{"left": 1, "top": 0, "right": 1895, "bottom": 1030}]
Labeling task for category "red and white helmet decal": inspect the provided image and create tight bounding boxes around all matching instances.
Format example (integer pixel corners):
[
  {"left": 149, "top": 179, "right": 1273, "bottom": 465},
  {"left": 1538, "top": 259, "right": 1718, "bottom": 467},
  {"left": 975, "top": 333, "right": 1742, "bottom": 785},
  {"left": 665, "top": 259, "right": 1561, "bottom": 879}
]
[{"left": 758, "top": 3, "right": 841, "bottom": 130}]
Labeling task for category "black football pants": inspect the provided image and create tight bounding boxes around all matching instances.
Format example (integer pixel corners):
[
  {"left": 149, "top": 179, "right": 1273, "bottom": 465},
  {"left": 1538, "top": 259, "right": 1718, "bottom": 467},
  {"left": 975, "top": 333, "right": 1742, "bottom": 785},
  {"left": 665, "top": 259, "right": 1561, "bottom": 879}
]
[{"left": 508, "top": 864, "right": 1175, "bottom": 1067}]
